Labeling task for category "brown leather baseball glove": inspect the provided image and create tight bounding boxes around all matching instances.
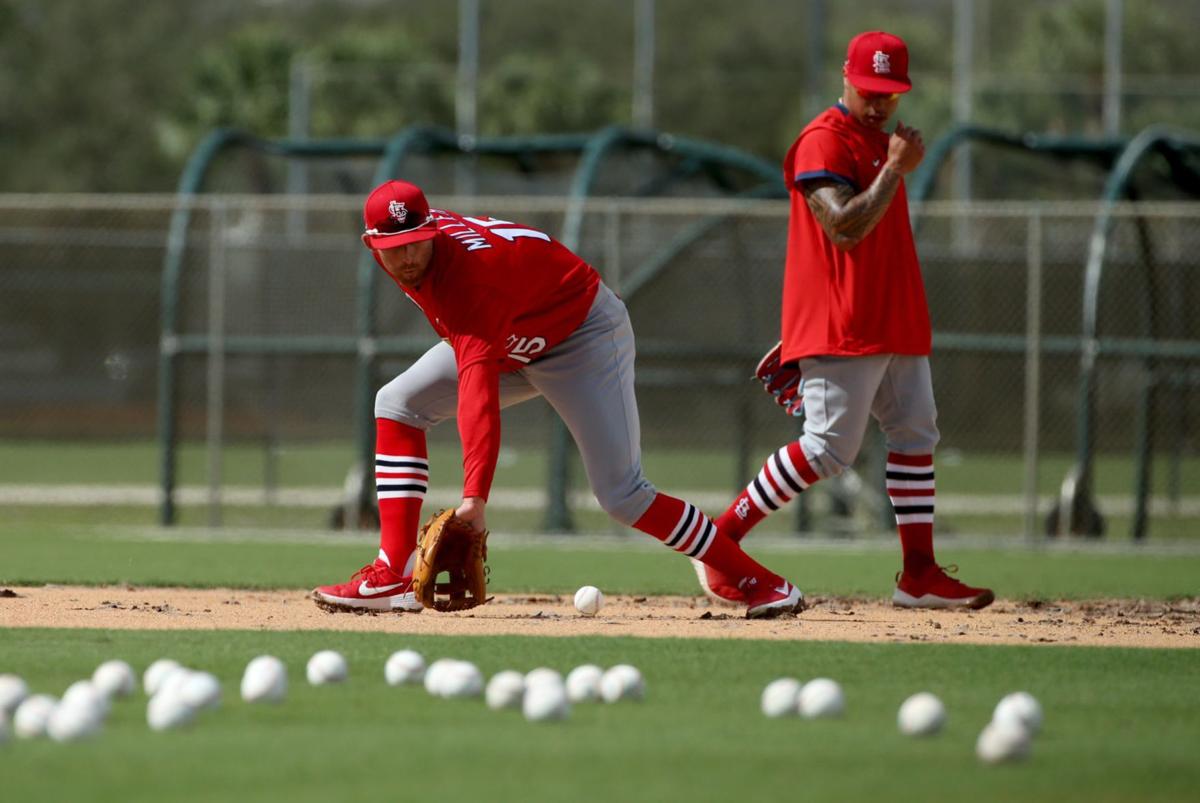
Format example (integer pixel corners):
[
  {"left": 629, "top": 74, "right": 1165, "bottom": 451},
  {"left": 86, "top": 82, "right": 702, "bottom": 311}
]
[{"left": 411, "top": 508, "right": 490, "bottom": 612}]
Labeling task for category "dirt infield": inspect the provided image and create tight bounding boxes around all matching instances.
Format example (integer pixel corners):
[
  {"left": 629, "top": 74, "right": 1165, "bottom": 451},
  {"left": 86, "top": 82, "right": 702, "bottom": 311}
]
[{"left": 3, "top": 585, "right": 1198, "bottom": 648}]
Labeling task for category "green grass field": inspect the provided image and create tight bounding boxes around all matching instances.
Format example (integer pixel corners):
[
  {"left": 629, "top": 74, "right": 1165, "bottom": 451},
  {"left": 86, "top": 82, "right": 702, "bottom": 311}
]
[{"left": 2, "top": 442, "right": 1198, "bottom": 802}]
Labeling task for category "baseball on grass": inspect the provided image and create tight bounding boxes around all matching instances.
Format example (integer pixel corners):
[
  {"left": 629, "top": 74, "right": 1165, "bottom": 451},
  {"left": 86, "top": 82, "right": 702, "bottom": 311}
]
[
  {"left": 13, "top": 694, "right": 58, "bottom": 739},
  {"left": 146, "top": 688, "right": 196, "bottom": 731},
  {"left": 524, "top": 667, "right": 565, "bottom": 690},
  {"left": 180, "top": 671, "right": 222, "bottom": 710},
  {"left": 143, "top": 659, "right": 183, "bottom": 697},
  {"left": 306, "top": 650, "right": 349, "bottom": 685},
  {"left": 976, "top": 719, "right": 1032, "bottom": 764},
  {"left": 992, "top": 691, "right": 1043, "bottom": 735},
  {"left": 439, "top": 661, "right": 484, "bottom": 698},
  {"left": 600, "top": 664, "right": 645, "bottom": 703},
  {"left": 523, "top": 682, "right": 570, "bottom": 722},
  {"left": 384, "top": 649, "right": 426, "bottom": 686},
  {"left": 761, "top": 678, "right": 802, "bottom": 718},
  {"left": 898, "top": 692, "right": 946, "bottom": 736},
  {"left": 573, "top": 585, "right": 604, "bottom": 616},
  {"left": 92, "top": 659, "right": 137, "bottom": 699},
  {"left": 798, "top": 678, "right": 845, "bottom": 719},
  {"left": 485, "top": 671, "right": 526, "bottom": 710},
  {"left": 565, "top": 665, "right": 604, "bottom": 703},
  {"left": 0, "top": 674, "right": 29, "bottom": 716},
  {"left": 423, "top": 658, "right": 458, "bottom": 696},
  {"left": 62, "top": 680, "right": 110, "bottom": 718},
  {"left": 46, "top": 698, "right": 102, "bottom": 742},
  {"left": 240, "top": 655, "right": 287, "bottom": 703}
]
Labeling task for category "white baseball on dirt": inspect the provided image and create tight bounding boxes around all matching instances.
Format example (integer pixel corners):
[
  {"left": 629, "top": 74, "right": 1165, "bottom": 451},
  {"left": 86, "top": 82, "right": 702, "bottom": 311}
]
[
  {"left": 565, "top": 665, "right": 604, "bottom": 703},
  {"left": 485, "top": 671, "right": 526, "bottom": 710},
  {"left": 761, "top": 678, "right": 803, "bottom": 718},
  {"left": 600, "top": 664, "right": 645, "bottom": 703},
  {"left": 798, "top": 678, "right": 845, "bottom": 719},
  {"left": 93, "top": 660, "right": 137, "bottom": 699},
  {"left": 898, "top": 692, "right": 946, "bottom": 736},
  {"left": 573, "top": 585, "right": 605, "bottom": 616},
  {"left": 13, "top": 694, "right": 58, "bottom": 739},
  {"left": 179, "top": 671, "right": 222, "bottom": 710},
  {"left": 976, "top": 719, "right": 1032, "bottom": 764},
  {"left": 306, "top": 650, "right": 349, "bottom": 685},
  {"left": 993, "top": 691, "right": 1043, "bottom": 735},
  {"left": 240, "top": 655, "right": 287, "bottom": 703},
  {"left": 522, "top": 682, "right": 570, "bottom": 722},
  {"left": 384, "top": 650, "right": 426, "bottom": 686},
  {"left": 0, "top": 674, "right": 29, "bottom": 716},
  {"left": 143, "top": 659, "right": 183, "bottom": 697}
]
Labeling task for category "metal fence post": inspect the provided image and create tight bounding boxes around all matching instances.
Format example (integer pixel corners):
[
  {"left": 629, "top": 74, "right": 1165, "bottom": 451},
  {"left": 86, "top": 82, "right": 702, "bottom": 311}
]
[
  {"left": 1023, "top": 210, "right": 1044, "bottom": 542},
  {"left": 206, "top": 201, "right": 227, "bottom": 527}
]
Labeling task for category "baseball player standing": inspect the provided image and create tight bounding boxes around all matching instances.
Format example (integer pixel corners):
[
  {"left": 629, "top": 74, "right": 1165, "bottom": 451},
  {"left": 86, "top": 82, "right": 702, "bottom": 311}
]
[
  {"left": 313, "top": 180, "right": 804, "bottom": 618},
  {"left": 695, "top": 31, "right": 993, "bottom": 609}
]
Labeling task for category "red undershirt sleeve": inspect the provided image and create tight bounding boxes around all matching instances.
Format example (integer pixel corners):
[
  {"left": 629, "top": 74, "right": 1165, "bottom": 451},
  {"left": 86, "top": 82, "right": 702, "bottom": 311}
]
[{"left": 446, "top": 281, "right": 517, "bottom": 502}]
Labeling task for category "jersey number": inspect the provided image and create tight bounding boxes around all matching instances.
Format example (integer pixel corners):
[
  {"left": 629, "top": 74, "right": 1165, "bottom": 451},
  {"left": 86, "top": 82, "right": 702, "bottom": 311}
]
[{"left": 463, "top": 217, "right": 551, "bottom": 243}]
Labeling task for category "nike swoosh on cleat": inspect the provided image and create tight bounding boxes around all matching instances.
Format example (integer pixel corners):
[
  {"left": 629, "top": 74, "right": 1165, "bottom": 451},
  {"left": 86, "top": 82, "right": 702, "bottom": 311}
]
[
  {"left": 774, "top": 583, "right": 791, "bottom": 595},
  {"left": 359, "top": 580, "right": 407, "bottom": 596}
]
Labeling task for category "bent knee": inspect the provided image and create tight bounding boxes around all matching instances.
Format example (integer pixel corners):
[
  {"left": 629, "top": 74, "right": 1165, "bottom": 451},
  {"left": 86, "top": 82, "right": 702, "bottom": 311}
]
[{"left": 594, "top": 477, "right": 658, "bottom": 526}]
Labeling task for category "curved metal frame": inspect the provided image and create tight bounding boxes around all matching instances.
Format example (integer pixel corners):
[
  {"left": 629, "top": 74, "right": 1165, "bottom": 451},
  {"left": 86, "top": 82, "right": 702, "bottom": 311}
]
[{"left": 158, "top": 125, "right": 783, "bottom": 526}]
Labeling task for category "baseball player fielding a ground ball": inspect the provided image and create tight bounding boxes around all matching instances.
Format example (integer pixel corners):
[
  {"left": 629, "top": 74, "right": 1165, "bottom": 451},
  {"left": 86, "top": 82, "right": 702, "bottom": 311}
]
[
  {"left": 312, "top": 180, "right": 803, "bottom": 618},
  {"left": 695, "top": 30, "right": 994, "bottom": 610}
]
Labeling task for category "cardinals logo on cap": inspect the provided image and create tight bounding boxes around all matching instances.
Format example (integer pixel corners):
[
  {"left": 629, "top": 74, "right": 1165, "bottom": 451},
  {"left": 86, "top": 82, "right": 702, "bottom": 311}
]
[
  {"left": 873, "top": 50, "right": 891, "bottom": 74},
  {"left": 388, "top": 200, "right": 408, "bottom": 224}
]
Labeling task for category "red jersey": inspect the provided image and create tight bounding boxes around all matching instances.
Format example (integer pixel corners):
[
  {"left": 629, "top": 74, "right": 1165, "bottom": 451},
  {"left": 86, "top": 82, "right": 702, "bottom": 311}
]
[
  {"left": 780, "top": 103, "right": 931, "bottom": 363},
  {"left": 376, "top": 209, "right": 600, "bottom": 501}
]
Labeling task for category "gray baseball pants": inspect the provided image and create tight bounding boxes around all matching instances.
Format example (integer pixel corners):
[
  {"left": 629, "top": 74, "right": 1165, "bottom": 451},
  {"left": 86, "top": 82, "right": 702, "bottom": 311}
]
[
  {"left": 374, "top": 283, "right": 658, "bottom": 525},
  {"left": 796, "top": 354, "right": 940, "bottom": 478}
]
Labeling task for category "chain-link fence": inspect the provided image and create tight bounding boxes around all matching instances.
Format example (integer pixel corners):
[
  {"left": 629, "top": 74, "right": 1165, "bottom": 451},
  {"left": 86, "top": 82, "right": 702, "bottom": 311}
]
[{"left": 1, "top": 194, "right": 1197, "bottom": 539}]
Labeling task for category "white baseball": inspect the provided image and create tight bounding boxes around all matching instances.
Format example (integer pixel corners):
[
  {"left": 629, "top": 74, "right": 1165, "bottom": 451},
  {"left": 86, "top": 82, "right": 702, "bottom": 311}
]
[
  {"left": 600, "top": 664, "right": 645, "bottom": 703},
  {"left": 13, "top": 694, "right": 58, "bottom": 739},
  {"left": 143, "top": 659, "right": 183, "bottom": 697},
  {"left": 761, "top": 678, "right": 802, "bottom": 718},
  {"left": 384, "top": 650, "right": 426, "bottom": 686},
  {"left": 423, "top": 659, "right": 458, "bottom": 696},
  {"left": 147, "top": 688, "right": 197, "bottom": 731},
  {"left": 0, "top": 674, "right": 29, "bottom": 716},
  {"left": 155, "top": 668, "right": 193, "bottom": 707},
  {"left": 93, "top": 659, "right": 137, "bottom": 699},
  {"left": 306, "top": 650, "right": 349, "bottom": 685},
  {"left": 976, "top": 719, "right": 1032, "bottom": 764},
  {"left": 46, "top": 698, "right": 102, "bottom": 742},
  {"left": 992, "top": 691, "right": 1043, "bottom": 735},
  {"left": 798, "top": 678, "right": 845, "bottom": 719},
  {"left": 573, "top": 585, "right": 605, "bottom": 616},
  {"left": 180, "top": 671, "right": 222, "bottom": 710},
  {"left": 524, "top": 667, "right": 565, "bottom": 691},
  {"left": 62, "top": 680, "right": 110, "bottom": 718},
  {"left": 522, "top": 682, "right": 570, "bottom": 722},
  {"left": 898, "top": 692, "right": 946, "bottom": 736},
  {"left": 439, "top": 661, "right": 483, "bottom": 698},
  {"left": 240, "top": 655, "right": 287, "bottom": 703},
  {"left": 565, "top": 665, "right": 604, "bottom": 703},
  {"left": 485, "top": 671, "right": 526, "bottom": 710}
]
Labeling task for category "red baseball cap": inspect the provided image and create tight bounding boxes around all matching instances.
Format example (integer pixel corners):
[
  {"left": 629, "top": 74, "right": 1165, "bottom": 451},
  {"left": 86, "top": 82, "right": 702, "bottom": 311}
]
[
  {"left": 843, "top": 31, "right": 911, "bottom": 94},
  {"left": 362, "top": 180, "right": 438, "bottom": 250}
]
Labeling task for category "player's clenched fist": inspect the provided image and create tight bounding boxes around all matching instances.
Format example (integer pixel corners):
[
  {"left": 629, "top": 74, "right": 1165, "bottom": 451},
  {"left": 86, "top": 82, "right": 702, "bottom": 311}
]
[{"left": 886, "top": 120, "right": 925, "bottom": 175}]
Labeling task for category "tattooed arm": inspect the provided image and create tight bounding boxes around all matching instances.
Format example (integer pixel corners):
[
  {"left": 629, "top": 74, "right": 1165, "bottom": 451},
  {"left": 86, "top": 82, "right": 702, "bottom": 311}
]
[{"left": 802, "top": 121, "right": 925, "bottom": 251}]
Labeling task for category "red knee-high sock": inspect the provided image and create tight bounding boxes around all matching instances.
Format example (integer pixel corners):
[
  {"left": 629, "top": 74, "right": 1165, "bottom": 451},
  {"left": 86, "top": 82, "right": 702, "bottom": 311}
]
[
  {"left": 633, "top": 493, "right": 781, "bottom": 584},
  {"left": 716, "top": 440, "right": 821, "bottom": 541},
  {"left": 375, "top": 418, "right": 428, "bottom": 575},
  {"left": 887, "top": 452, "right": 937, "bottom": 575}
]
